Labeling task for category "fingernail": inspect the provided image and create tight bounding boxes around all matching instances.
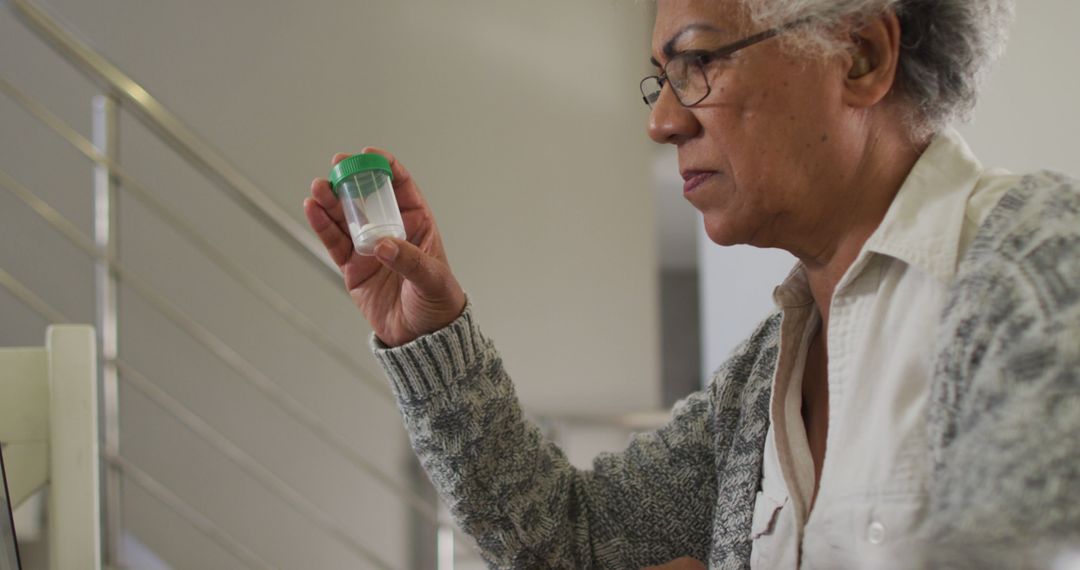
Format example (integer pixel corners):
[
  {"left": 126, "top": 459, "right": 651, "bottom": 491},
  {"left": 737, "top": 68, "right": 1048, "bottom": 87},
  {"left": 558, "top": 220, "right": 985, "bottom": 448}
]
[{"left": 375, "top": 239, "right": 398, "bottom": 262}]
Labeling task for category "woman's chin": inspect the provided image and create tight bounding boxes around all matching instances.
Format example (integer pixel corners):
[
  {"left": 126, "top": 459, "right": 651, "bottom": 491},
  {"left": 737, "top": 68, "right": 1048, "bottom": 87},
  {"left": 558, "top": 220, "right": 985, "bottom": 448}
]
[{"left": 702, "top": 217, "right": 748, "bottom": 247}]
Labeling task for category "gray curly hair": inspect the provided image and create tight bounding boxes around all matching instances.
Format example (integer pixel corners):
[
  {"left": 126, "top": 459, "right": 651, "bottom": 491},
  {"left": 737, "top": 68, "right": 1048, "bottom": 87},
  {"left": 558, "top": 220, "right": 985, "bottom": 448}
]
[{"left": 746, "top": 0, "right": 1015, "bottom": 138}]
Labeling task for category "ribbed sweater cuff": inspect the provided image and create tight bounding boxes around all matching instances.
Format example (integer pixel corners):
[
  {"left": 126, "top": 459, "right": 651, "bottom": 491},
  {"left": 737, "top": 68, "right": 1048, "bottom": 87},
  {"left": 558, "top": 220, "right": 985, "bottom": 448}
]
[{"left": 369, "top": 301, "right": 487, "bottom": 403}]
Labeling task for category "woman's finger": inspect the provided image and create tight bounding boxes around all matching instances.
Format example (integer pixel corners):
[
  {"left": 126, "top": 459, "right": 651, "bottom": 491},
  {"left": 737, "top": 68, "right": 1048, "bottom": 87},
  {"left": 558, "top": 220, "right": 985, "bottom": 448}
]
[
  {"left": 373, "top": 237, "right": 452, "bottom": 299},
  {"left": 331, "top": 152, "right": 350, "bottom": 167},
  {"left": 359, "top": 147, "right": 430, "bottom": 212},
  {"left": 310, "top": 177, "right": 349, "bottom": 231},
  {"left": 303, "top": 197, "right": 354, "bottom": 267}
]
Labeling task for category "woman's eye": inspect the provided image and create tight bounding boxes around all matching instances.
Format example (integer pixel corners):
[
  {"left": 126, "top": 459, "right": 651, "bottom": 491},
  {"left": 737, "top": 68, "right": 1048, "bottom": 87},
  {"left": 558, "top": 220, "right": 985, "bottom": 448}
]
[
  {"left": 689, "top": 51, "right": 731, "bottom": 66},
  {"left": 692, "top": 53, "right": 716, "bottom": 65}
]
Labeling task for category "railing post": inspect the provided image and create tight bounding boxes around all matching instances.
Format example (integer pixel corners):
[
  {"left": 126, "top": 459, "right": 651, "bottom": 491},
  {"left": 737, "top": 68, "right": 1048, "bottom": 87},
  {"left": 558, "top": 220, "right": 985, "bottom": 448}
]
[{"left": 92, "top": 93, "right": 122, "bottom": 566}]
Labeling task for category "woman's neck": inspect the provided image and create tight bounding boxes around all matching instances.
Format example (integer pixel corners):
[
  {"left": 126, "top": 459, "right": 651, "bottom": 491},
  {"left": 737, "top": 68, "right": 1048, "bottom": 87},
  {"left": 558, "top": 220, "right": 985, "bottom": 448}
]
[{"left": 799, "top": 129, "right": 928, "bottom": 327}]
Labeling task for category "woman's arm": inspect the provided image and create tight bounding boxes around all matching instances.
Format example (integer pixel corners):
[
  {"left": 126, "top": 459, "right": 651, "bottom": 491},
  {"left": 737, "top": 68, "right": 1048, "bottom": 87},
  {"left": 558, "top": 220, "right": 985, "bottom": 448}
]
[
  {"left": 373, "top": 303, "right": 724, "bottom": 568},
  {"left": 927, "top": 178, "right": 1080, "bottom": 567}
]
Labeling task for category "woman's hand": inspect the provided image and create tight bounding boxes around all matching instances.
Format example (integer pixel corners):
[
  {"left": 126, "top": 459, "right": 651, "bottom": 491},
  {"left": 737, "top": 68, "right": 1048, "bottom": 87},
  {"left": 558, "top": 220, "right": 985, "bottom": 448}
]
[
  {"left": 303, "top": 148, "right": 466, "bottom": 347},
  {"left": 642, "top": 558, "right": 707, "bottom": 570}
]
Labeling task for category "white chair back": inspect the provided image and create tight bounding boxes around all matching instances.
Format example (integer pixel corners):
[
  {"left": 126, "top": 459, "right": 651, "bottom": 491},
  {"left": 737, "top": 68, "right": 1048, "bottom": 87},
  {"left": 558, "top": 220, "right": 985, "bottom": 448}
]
[{"left": 0, "top": 326, "right": 101, "bottom": 570}]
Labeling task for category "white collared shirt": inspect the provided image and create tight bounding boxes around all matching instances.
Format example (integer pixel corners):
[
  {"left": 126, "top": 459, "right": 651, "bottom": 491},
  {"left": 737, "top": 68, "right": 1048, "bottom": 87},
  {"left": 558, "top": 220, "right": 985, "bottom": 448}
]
[{"left": 748, "top": 130, "right": 1018, "bottom": 569}]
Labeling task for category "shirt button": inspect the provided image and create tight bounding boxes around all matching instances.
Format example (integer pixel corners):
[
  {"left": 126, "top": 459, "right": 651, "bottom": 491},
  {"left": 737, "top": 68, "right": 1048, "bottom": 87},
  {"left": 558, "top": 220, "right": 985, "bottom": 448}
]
[{"left": 867, "top": 521, "right": 886, "bottom": 544}]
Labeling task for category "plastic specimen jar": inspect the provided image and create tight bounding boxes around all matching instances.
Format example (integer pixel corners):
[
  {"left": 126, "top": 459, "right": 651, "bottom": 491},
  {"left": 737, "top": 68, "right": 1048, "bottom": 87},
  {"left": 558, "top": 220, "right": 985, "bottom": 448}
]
[{"left": 329, "top": 153, "right": 406, "bottom": 255}]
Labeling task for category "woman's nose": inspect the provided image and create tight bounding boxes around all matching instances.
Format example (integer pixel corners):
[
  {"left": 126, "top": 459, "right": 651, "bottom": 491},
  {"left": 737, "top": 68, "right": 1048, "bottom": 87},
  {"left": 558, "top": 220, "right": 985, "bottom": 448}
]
[{"left": 647, "top": 87, "right": 701, "bottom": 145}]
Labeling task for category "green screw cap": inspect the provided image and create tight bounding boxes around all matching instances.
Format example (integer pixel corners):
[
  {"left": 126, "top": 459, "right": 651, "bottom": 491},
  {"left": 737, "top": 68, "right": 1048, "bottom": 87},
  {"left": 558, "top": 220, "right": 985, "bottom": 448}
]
[{"left": 329, "top": 153, "right": 393, "bottom": 191}]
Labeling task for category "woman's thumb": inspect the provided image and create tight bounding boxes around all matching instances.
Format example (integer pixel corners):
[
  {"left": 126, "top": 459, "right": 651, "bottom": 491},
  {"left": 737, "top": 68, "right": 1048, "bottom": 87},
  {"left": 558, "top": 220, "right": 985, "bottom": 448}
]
[{"left": 373, "top": 237, "right": 449, "bottom": 295}]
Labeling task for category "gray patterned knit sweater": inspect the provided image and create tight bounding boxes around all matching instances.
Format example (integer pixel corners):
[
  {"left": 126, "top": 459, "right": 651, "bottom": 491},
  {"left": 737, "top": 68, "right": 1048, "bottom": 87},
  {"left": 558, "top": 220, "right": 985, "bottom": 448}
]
[{"left": 372, "top": 172, "right": 1080, "bottom": 569}]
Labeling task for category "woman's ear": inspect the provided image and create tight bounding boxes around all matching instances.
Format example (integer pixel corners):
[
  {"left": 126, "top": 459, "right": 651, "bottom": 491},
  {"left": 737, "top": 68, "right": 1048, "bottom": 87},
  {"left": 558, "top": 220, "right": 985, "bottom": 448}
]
[{"left": 842, "top": 10, "right": 902, "bottom": 108}]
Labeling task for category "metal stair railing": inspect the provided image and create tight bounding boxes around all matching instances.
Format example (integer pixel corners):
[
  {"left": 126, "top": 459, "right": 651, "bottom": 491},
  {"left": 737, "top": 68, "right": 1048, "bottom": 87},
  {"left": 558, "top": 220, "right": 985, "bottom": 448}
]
[
  {"left": 0, "top": 70, "right": 467, "bottom": 549},
  {"left": 0, "top": 76, "right": 395, "bottom": 405},
  {"left": 0, "top": 76, "right": 439, "bottom": 526},
  {"left": 1, "top": 0, "right": 477, "bottom": 565},
  {"left": 107, "top": 454, "right": 277, "bottom": 570},
  {"left": 2, "top": 0, "right": 338, "bottom": 283}
]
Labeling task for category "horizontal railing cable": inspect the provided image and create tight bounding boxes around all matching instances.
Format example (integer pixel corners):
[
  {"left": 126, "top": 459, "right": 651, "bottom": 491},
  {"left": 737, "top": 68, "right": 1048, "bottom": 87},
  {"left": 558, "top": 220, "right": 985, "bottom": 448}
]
[
  {"left": 106, "top": 453, "right": 278, "bottom": 570},
  {"left": 0, "top": 166, "right": 444, "bottom": 532},
  {"left": 112, "top": 361, "right": 395, "bottom": 570},
  {"left": 4, "top": 0, "right": 341, "bottom": 285},
  {"left": 0, "top": 73, "right": 393, "bottom": 405},
  {"left": 0, "top": 266, "right": 68, "bottom": 324}
]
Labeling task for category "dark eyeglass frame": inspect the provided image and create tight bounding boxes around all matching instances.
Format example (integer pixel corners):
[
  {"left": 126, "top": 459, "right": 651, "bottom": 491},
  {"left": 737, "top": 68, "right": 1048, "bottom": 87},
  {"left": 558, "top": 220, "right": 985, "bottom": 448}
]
[{"left": 641, "top": 19, "right": 808, "bottom": 108}]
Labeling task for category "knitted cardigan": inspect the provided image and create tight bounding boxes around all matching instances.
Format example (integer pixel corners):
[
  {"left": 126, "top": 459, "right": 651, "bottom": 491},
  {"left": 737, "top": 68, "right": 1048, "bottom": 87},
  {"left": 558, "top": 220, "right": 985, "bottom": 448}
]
[{"left": 372, "top": 172, "right": 1080, "bottom": 569}]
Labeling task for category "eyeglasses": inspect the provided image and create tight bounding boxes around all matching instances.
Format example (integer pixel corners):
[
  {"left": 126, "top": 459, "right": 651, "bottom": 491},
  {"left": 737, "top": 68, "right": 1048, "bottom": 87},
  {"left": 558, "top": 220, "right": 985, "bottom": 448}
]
[{"left": 640, "top": 19, "right": 807, "bottom": 109}]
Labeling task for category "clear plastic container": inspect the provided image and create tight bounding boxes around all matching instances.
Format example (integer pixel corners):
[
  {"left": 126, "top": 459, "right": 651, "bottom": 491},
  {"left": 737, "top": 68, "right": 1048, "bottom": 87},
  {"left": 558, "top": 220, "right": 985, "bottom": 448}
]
[{"left": 329, "top": 153, "right": 406, "bottom": 255}]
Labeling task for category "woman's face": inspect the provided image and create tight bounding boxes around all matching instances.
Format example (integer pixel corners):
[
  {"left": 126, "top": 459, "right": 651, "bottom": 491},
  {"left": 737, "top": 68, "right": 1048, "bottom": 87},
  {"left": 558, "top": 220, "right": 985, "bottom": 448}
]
[{"left": 650, "top": 0, "right": 865, "bottom": 254}]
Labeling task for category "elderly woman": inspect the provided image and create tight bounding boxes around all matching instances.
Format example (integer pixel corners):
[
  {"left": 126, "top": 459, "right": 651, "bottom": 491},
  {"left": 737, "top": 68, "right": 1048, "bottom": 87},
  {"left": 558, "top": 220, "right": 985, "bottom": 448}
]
[{"left": 304, "top": 0, "right": 1079, "bottom": 568}]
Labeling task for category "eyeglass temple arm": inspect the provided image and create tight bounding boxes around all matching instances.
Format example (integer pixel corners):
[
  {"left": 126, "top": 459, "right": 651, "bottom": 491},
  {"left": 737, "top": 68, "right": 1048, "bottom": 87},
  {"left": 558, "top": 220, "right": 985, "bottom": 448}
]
[{"left": 711, "top": 17, "right": 810, "bottom": 58}]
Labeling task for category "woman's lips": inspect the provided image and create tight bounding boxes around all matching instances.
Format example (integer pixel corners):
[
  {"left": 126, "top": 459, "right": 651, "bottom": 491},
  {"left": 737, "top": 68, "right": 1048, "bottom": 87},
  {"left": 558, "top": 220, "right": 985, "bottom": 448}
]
[{"left": 682, "top": 171, "right": 716, "bottom": 194}]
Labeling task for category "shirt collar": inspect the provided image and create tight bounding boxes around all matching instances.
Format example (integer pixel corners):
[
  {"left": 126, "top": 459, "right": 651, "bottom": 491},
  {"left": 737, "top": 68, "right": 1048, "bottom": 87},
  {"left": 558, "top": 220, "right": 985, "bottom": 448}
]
[
  {"left": 773, "top": 263, "right": 814, "bottom": 309},
  {"left": 773, "top": 128, "right": 983, "bottom": 309},
  {"left": 861, "top": 127, "right": 984, "bottom": 286}
]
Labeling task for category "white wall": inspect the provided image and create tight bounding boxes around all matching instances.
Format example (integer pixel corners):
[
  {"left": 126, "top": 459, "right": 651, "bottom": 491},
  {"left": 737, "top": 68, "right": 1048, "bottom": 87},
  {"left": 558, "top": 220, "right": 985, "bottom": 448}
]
[
  {"left": 699, "top": 240, "right": 793, "bottom": 385},
  {"left": 0, "top": 0, "right": 658, "bottom": 566},
  {"left": 698, "top": 1, "right": 1080, "bottom": 383},
  {"left": 958, "top": 0, "right": 1080, "bottom": 174}
]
